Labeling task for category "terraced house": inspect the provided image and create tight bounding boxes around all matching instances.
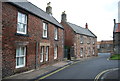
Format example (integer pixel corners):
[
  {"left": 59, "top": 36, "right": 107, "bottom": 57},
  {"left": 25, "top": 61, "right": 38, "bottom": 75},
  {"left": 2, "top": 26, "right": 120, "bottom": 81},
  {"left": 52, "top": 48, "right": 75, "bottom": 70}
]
[
  {"left": 1, "top": 1, "right": 64, "bottom": 78},
  {"left": 61, "top": 12, "right": 97, "bottom": 59}
]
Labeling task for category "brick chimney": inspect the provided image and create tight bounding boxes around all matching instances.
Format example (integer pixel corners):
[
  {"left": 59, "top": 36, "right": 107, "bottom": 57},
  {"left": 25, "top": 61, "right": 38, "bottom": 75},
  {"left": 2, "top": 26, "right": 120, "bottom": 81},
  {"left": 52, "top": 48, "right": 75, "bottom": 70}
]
[
  {"left": 114, "top": 19, "right": 116, "bottom": 25},
  {"left": 46, "top": 2, "right": 52, "bottom": 16},
  {"left": 85, "top": 23, "right": 88, "bottom": 29},
  {"left": 61, "top": 11, "right": 67, "bottom": 22}
]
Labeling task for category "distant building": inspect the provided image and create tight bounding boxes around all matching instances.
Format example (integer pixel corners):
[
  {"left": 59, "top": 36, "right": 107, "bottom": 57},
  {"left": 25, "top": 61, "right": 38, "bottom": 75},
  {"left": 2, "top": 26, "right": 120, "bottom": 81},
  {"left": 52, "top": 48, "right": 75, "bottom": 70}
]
[
  {"left": 113, "top": 19, "right": 120, "bottom": 54},
  {"left": 97, "top": 40, "right": 113, "bottom": 53},
  {"left": 61, "top": 11, "right": 97, "bottom": 59}
]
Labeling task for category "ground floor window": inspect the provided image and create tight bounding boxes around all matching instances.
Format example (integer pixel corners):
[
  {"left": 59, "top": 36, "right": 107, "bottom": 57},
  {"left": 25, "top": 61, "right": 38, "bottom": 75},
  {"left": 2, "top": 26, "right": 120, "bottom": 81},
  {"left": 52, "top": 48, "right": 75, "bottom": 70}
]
[
  {"left": 40, "top": 46, "right": 44, "bottom": 62},
  {"left": 16, "top": 46, "right": 26, "bottom": 68},
  {"left": 54, "top": 46, "right": 58, "bottom": 59},
  {"left": 80, "top": 48, "right": 83, "bottom": 57},
  {"left": 93, "top": 48, "right": 95, "bottom": 55},
  {"left": 46, "top": 46, "right": 49, "bottom": 61}
]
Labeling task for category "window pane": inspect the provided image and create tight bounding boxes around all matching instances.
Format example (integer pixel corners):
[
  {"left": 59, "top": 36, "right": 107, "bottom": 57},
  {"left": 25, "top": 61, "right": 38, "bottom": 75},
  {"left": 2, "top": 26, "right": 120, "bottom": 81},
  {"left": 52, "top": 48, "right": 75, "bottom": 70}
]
[
  {"left": 22, "top": 14, "right": 25, "bottom": 23},
  {"left": 19, "top": 57, "right": 24, "bottom": 65},
  {"left": 18, "top": 12, "right": 22, "bottom": 22},
  {"left": 46, "top": 47, "right": 49, "bottom": 61},
  {"left": 16, "top": 48, "right": 20, "bottom": 56},
  {"left": 40, "top": 47, "right": 44, "bottom": 62},
  {"left": 20, "top": 47, "right": 24, "bottom": 56},
  {"left": 16, "top": 57, "right": 19, "bottom": 66}
]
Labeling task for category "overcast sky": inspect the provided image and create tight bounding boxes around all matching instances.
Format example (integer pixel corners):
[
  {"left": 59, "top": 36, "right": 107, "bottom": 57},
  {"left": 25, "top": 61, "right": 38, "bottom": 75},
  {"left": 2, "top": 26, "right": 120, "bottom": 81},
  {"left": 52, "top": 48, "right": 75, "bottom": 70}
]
[{"left": 27, "top": 0, "right": 119, "bottom": 41}]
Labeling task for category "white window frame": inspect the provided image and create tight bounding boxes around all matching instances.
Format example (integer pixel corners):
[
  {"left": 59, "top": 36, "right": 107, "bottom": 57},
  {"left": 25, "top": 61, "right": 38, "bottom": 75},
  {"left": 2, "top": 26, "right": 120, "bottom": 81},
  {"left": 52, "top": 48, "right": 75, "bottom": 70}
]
[
  {"left": 80, "top": 36, "right": 83, "bottom": 44},
  {"left": 80, "top": 48, "right": 83, "bottom": 57},
  {"left": 46, "top": 46, "right": 49, "bottom": 61},
  {"left": 16, "top": 46, "right": 26, "bottom": 68},
  {"left": 54, "top": 46, "right": 58, "bottom": 59},
  {"left": 93, "top": 48, "right": 95, "bottom": 55},
  {"left": 54, "top": 27, "right": 58, "bottom": 40},
  {"left": 43, "top": 23, "right": 48, "bottom": 38},
  {"left": 40, "top": 46, "right": 44, "bottom": 62},
  {"left": 17, "top": 12, "right": 27, "bottom": 34}
]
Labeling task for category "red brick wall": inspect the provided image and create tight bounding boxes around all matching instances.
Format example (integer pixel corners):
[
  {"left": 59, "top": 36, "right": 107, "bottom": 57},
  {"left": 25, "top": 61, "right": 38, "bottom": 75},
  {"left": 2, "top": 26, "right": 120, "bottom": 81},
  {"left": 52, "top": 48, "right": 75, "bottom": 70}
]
[
  {"left": 2, "top": 3, "right": 64, "bottom": 78},
  {"left": 61, "top": 21, "right": 97, "bottom": 59},
  {"left": 61, "top": 21, "right": 75, "bottom": 47}
]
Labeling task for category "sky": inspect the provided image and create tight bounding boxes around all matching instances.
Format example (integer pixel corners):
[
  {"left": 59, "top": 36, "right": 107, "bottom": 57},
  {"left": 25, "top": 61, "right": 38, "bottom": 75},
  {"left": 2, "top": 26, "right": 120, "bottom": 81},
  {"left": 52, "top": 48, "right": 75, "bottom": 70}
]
[{"left": 27, "top": 0, "right": 119, "bottom": 41}]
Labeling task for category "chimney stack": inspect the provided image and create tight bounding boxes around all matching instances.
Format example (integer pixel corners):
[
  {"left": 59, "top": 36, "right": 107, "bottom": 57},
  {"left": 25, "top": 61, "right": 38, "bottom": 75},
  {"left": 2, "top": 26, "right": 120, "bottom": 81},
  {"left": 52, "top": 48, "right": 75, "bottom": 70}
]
[
  {"left": 46, "top": 2, "right": 52, "bottom": 16},
  {"left": 85, "top": 23, "right": 88, "bottom": 29},
  {"left": 61, "top": 11, "right": 67, "bottom": 22},
  {"left": 113, "top": 19, "right": 116, "bottom": 25}
]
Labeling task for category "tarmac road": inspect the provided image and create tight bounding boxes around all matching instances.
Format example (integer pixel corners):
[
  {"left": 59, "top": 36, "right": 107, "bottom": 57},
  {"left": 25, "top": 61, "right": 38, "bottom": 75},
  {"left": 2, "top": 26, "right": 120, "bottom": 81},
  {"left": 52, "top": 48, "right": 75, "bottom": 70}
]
[{"left": 43, "top": 53, "right": 119, "bottom": 80}]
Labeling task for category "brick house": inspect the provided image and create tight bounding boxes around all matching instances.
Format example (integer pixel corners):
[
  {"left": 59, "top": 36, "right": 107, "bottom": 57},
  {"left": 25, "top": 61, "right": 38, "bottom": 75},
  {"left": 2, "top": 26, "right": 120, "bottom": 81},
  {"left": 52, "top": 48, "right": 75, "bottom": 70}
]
[
  {"left": 97, "top": 40, "right": 113, "bottom": 53},
  {"left": 113, "top": 19, "right": 120, "bottom": 54},
  {"left": 1, "top": 1, "right": 64, "bottom": 78},
  {"left": 61, "top": 12, "right": 97, "bottom": 59}
]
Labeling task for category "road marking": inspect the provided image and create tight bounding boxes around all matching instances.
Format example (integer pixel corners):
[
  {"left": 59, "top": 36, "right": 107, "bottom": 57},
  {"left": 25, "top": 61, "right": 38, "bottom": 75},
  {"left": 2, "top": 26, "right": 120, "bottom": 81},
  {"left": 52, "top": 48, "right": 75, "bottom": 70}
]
[
  {"left": 107, "top": 58, "right": 110, "bottom": 61},
  {"left": 35, "top": 65, "right": 70, "bottom": 81},
  {"left": 94, "top": 68, "right": 119, "bottom": 81}
]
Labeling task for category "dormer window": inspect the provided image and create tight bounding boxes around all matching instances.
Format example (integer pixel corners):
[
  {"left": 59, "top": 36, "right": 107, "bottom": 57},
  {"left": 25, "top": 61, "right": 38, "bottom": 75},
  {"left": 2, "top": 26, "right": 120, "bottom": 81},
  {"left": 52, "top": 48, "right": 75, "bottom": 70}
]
[
  {"left": 43, "top": 22, "right": 48, "bottom": 38},
  {"left": 17, "top": 12, "right": 27, "bottom": 34}
]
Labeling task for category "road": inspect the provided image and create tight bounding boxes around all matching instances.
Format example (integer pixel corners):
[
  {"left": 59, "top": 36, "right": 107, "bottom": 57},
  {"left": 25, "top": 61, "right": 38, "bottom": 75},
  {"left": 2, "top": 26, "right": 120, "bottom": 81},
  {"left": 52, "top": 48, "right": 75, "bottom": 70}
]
[{"left": 41, "top": 53, "right": 119, "bottom": 80}]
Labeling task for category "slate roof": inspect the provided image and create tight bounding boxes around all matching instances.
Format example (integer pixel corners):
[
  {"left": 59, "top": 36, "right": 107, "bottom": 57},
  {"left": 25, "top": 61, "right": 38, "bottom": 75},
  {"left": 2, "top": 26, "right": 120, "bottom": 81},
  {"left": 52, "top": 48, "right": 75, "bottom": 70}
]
[
  {"left": 114, "top": 23, "right": 120, "bottom": 32},
  {"left": 7, "top": 0, "right": 63, "bottom": 29},
  {"left": 67, "top": 22, "right": 97, "bottom": 38}
]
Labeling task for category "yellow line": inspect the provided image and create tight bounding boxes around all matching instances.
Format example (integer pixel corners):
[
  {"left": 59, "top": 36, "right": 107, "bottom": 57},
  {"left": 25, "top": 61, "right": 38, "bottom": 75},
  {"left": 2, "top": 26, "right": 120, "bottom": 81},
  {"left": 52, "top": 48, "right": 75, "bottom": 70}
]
[
  {"left": 94, "top": 68, "right": 119, "bottom": 81},
  {"left": 35, "top": 65, "right": 70, "bottom": 81}
]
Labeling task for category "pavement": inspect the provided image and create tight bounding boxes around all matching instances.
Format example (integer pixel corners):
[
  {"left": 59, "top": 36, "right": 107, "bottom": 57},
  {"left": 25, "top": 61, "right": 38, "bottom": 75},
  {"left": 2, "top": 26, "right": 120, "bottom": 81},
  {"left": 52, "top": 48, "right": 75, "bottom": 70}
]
[{"left": 2, "top": 56, "right": 95, "bottom": 81}]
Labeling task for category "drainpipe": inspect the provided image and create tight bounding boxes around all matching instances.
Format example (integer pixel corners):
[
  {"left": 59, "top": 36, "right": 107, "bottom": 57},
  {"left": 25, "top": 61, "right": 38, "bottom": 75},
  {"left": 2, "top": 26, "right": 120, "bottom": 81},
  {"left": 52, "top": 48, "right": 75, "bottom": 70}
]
[{"left": 35, "top": 42, "right": 39, "bottom": 69}]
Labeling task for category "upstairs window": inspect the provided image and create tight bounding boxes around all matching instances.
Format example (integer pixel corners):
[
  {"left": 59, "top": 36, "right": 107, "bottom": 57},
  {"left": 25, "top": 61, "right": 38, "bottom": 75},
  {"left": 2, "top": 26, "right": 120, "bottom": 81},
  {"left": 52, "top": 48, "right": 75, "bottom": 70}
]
[
  {"left": 43, "top": 23, "right": 48, "bottom": 38},
  {"left": 80, "top": 36, "right": 84, "bottom": 44},
  {"left": 54, "top": 27, "right": 58, "bottom": 40},
  {"left": 17, "top": 12, "right": 27, "bottom": 34}
]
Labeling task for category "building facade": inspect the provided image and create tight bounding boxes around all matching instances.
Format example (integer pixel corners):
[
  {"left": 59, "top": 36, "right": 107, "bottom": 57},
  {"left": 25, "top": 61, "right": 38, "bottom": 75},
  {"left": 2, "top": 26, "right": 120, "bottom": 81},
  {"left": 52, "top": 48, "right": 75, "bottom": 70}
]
[
  {"left": 61, "top": 12, "right": 97, "bottom": 59},
  {"left": 2, "top": 1, "right": 64, "bottom": 78},
  {"left": 113, "top": 19, "right": 120, "bottom": 54},
  {"left": 97, "top": 40, "right": 113, "bottom": 53}
]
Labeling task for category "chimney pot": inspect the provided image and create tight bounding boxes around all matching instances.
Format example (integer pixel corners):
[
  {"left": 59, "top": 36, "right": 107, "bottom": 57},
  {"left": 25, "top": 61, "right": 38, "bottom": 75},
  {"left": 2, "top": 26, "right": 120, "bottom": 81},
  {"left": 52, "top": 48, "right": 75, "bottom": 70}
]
[
  {"left": 61, "top": 11, "right": 67, "bottom": 22},
  {"left": 113, "top": 19, "right": 116, "bottom": 25},
  {"left": 85, "top": 23, "right": 88, "bottom": 29},
  {"left": 46, "top": 2, "right": 52, "bottom": 16}
]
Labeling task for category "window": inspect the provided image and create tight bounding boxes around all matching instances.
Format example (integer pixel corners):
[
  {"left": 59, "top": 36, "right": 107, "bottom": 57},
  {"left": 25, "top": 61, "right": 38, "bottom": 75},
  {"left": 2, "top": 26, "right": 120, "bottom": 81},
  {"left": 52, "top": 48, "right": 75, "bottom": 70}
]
[
  {"left": 43, "top": 23, "right": 48, "bottom": 38},
  {"left": 80, "top": 36, "right": 84, "bottom": 44},
  {"left": 46, "top": 46, "right": 49, "bottom": 61},
  {"left": 93, "top": 48, "right": 95, "bottom": 55},
  {"left": 54, "top": 46, "right": 58, "bottom": 59},
  {"left": 40, "top": 46, "right": 44, "bottom": 62},
  {"left": 16, "top": 46, "right": 26, "bottom": 68},
  {"left": 54, "top": 27, "right": 58, "bottom": 40},
  {"left": 17, "top": 12, "right": 27, "bottom": 34},
  {"left": 80, "top": 48, "right": 83, "bottom": 57}
]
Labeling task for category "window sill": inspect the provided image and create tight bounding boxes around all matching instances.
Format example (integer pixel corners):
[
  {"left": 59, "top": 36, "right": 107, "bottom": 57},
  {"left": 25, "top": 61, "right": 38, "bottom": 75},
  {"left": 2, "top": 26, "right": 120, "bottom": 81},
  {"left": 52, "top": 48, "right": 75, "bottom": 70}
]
[
  {"left": 15, "top": 33, "right": 29, "bottom": 37},
  {"left": 54, "top": 39, "right": 59, "bottom": 41},
  {"left": 16, "top": 65, "right": 25, "bottom": 69},
  {"left": 42, "top": 37, "right": 49, "bottom": 40}
]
